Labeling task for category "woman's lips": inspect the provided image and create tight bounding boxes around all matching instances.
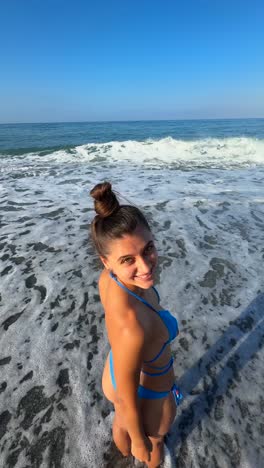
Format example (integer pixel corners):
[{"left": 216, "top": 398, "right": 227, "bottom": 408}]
[{"left": 135, "top": 268, "right": 154, "bottom": 281}]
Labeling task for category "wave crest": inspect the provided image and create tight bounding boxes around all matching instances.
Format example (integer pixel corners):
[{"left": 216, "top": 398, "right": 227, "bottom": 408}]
[
  {"left": 2, "top": 136, "right": 264, "bottom": 169},
  {"left": 74, "top": 136, "right": 264, "bottom": 168}
]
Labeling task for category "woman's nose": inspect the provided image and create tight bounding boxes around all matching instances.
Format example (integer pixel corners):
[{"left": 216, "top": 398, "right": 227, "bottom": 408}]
[{"left": 136, "top": 256, "right": 151, "bottom": 273}]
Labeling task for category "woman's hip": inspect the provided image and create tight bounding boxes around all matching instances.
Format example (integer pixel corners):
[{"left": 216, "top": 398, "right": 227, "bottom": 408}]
[{"left": 103, "top": 350, "right": 180, "bottom": 436}]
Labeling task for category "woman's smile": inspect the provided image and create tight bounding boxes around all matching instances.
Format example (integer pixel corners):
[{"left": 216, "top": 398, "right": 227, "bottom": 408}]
[{"left": 134, "top": 266, "right": 155, "bottom": 282}]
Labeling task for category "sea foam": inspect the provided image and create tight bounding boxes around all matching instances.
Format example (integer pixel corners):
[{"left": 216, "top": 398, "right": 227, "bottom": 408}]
[
  {"left": 0, "top": 133, "right": 264, "bottom": 467},
  {"left": 1, "top": 136, "right": 264, "bottom": 170}
]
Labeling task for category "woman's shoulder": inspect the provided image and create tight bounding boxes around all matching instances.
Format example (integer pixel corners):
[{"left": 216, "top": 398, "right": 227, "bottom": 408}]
[
  {"left": 98, "top": 269, "right": 120, "bottom": 304},
  {"left": 98, "top": 268, "right": 108, "bottom": 292},
  {"left": 99, "top": 270, "right": 144, "bottom": 329}
]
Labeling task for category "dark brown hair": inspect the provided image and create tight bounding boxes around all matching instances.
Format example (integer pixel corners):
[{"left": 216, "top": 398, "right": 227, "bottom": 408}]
[{"left": 90, "top": 181, "right": 150, "bottom": 257}]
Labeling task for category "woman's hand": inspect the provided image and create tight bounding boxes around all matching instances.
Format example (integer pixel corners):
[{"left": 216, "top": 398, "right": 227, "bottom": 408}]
[{"left": 131, "top": 435, "right": 152, "bottom": 463}]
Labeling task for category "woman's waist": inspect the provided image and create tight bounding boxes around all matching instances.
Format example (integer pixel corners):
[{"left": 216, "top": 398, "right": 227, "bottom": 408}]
[
  {"left": 139, "top": 366, "right": 175, "bottom": 392},
  {"left": 142, "top": 342, "right": 173, "bottom": 365}
]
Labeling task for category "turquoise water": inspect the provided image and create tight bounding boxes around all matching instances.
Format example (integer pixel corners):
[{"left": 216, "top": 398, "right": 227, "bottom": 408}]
[
  {"left": 0, "top": 118, "right": 263, "bottom": 155},
  {"left": 1, "top": 118, "right": 264, "bottom": 467}
]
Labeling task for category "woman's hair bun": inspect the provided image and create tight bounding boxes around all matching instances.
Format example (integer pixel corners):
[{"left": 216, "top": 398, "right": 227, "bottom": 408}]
[{"left": 90, "top": 181, "right": 120, "bottom": 218}]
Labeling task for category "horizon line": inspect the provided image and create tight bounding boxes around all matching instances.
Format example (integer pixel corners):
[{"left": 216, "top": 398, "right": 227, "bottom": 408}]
[{"left": 0, "top": 116, "right": 264, "bottom": 126}]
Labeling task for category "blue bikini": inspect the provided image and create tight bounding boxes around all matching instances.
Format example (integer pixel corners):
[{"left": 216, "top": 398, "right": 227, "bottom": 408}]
[{"left": 109, "top": 272, "right": 183, "bottom": 406}]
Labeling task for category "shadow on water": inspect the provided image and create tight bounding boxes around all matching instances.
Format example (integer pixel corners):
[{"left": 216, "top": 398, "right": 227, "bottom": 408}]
[
  {"left": 102, "top": 294, "right": 264, "bottom": 467},
  {"left": 167, "top": 293, "right": 264, "bottom": 465}
]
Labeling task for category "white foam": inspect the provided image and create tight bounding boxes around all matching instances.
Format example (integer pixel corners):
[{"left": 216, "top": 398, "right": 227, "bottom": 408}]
[
  {"left": 1, "top": 136, "right": 264, "bottom": 169},
  {"left": 0, "top": 143, "right": 264, "bottom": 467},
  {"left": 56, "top": 136, "right": 264, "bottom": 168}
]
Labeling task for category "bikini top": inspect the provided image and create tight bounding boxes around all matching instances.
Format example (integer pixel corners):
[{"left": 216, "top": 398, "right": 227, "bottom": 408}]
[{"left": 109, "top": 271, "right": 179, "bottom": 376}]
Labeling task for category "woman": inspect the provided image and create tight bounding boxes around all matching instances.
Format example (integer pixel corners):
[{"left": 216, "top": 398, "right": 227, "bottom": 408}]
[{"left": 90, "top": 182, "right": 182, "bottom": 467}]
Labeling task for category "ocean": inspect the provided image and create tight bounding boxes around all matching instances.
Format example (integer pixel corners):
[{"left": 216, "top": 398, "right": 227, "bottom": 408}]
[{"left": 0, "top": 119, "right": 264, "bottom": 468}]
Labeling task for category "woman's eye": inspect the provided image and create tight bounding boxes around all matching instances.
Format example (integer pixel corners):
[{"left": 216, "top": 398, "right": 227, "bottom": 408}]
[{"left": 121, "top": 257, "right": 133, "bottom": 264}]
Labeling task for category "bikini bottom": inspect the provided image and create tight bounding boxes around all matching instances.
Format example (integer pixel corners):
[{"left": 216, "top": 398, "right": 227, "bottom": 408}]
[{"left": 109, "top": 349, "right": 183, "bottom": 406}]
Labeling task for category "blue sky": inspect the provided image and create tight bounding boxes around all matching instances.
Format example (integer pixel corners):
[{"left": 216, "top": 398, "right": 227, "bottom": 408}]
[{"left": 0, "top": 0, "right": 263, "bottom": 123}]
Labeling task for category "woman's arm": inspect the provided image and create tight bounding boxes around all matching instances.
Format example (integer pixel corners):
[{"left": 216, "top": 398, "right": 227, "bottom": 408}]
[{"left": 111, "top": 319, "right": 146, "bottom": 444}]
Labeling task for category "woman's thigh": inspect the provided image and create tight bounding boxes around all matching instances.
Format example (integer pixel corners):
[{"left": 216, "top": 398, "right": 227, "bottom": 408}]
[
  {"left": 102, "top": 353, "right": 177, "bottom": 435},
  {"left": 140, "top": 392, "right": 176, "bottom": 437}
]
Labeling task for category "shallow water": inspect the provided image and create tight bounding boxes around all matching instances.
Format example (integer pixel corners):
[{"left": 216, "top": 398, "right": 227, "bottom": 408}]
[{"left": 0, "top": 121, "right": 264, "bottom": 467}]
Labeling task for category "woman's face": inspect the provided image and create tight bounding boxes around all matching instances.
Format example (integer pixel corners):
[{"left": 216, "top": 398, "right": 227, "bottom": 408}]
[{"left": 101, "top": 224, "right": 158, "bottom": 290}]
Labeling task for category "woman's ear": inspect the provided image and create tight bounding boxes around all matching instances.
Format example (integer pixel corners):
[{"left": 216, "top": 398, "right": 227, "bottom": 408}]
[{"left": 100, "top": 256, "right": 110, "bottom": 269}]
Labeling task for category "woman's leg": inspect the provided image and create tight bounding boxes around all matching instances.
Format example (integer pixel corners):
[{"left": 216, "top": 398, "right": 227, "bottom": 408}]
[
  {"left": 146, "top": 435, "right": 164, "bottom": 468},
  {"left": 140, "top": 392, "right": 177, "bottom": 467}
]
